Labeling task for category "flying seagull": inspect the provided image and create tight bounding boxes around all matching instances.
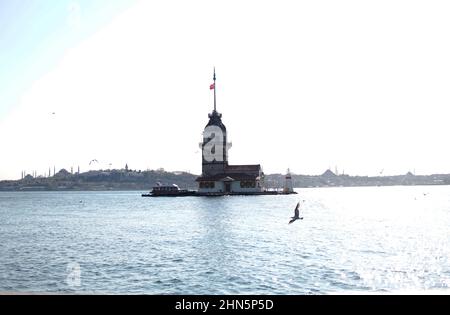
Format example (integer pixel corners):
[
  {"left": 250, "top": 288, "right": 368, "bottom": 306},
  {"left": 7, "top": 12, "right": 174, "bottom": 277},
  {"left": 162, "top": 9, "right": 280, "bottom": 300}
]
[
  {"left": 289, "top": 202, "right": 303, "bottom": 224},
  {"left": 89, "top": 159, "right": 99, "bottom": 165}
]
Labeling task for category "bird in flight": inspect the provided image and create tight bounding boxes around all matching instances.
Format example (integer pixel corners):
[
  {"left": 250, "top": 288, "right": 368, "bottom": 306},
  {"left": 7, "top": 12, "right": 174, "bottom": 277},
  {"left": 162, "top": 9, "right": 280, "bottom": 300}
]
[
  {"left": 289, "top": 202, "right": 303, "bottom": 224},
  {"left": 89, "top": 159, "right": 99, "bottom": 165}
]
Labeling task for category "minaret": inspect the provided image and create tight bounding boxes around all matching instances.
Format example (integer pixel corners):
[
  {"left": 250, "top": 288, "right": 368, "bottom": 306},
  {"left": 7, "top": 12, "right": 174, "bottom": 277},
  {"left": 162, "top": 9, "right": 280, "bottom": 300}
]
[{"left": 200, "top": 68, "right": 232, "bottom": 176}]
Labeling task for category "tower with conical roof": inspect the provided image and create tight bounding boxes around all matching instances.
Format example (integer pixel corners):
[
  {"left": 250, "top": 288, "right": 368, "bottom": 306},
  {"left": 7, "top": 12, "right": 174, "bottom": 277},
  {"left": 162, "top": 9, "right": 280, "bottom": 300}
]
[
  {"left": 196, "top": 69, "right": 267, "bottom": 195},
  {"left": 200, "top": 68, "right": 232, "bottom": 177}
]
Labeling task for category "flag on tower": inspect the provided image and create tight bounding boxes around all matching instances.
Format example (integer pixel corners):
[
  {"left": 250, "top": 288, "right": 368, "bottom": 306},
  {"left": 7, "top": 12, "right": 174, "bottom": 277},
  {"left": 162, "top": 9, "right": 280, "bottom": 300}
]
[{"left": 210, "top": 83, "right": 215, "bottom": 90}]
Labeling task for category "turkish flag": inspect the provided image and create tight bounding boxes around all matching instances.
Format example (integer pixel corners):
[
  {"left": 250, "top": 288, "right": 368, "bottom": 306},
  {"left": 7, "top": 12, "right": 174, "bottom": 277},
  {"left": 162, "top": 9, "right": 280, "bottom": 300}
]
[{"left": 210, "top": 83, "right": 215, "bottom": 90}]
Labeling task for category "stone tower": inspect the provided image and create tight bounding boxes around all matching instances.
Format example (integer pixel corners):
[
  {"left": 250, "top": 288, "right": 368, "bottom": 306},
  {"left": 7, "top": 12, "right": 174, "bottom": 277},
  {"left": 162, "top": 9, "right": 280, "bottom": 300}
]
[{"left": 200, "top": 69, "right": 231, "bottom": 176}]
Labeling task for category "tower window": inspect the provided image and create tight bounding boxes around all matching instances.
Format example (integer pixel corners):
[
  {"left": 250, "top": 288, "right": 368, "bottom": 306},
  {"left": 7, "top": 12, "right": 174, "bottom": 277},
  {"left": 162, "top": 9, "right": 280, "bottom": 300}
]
[
  {"left": 240, "top": 181, "right": 256, "bottom": 188},
  {"left": 200, "top": 181, "right": 215, "bottom": 189}
]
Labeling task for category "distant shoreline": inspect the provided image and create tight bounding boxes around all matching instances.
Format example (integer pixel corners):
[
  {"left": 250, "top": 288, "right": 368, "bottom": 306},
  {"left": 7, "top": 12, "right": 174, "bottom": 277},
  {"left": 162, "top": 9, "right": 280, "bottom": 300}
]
[
  {"left": 0, "top": 184, "right": 449, "bottom": 193},
  {"left": 1, "top": 168, "right": 450, "bottom": 192}
]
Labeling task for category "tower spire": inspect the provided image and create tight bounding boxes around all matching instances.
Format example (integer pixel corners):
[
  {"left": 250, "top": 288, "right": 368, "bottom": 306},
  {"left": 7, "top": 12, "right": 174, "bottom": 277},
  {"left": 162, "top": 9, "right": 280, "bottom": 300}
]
[{"left": 213, "top": 67, "right": 216, "bottom": 112}]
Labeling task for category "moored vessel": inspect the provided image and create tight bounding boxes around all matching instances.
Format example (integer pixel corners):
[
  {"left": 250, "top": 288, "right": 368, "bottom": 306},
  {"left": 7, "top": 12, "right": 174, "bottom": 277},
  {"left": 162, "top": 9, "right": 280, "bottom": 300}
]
[{"left": 142, "top": 183, "right": 196, "bottom": 197}]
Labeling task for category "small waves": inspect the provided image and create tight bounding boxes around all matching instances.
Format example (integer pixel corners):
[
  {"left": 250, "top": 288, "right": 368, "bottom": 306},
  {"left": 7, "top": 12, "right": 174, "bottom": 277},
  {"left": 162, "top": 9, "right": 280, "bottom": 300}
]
[{"left": 1, "top": 187, "right": 450, "bottom": 294}]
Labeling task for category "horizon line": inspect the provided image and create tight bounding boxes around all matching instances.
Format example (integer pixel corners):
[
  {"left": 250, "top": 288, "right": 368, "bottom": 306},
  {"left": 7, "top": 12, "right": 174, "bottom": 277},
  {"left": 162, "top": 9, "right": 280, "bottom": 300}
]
[{"left": 2, "top": 167, "right": 450, "bottom": 182}]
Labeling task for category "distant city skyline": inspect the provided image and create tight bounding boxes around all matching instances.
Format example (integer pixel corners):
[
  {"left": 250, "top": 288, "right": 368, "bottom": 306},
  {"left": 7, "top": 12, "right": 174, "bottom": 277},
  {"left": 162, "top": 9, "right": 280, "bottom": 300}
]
[
  {"left": 1, "top": 0, "right": 450, "bottom": 180},
  {"left": 7, "top": 164, "right": 440, "bottom": 180}
]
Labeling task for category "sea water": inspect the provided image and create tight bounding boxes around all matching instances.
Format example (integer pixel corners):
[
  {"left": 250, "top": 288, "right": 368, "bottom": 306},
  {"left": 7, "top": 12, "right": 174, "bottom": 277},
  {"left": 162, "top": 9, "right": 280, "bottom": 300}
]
[{"left": 0, "top": 186, "right": 449, "bottom": 294}]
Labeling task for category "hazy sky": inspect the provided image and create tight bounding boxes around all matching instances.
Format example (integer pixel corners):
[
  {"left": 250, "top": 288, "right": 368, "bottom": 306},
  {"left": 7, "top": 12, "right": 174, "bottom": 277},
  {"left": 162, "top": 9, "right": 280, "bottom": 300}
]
[{"left": 1, "top": 0, "right": 450, "bottom": 180}]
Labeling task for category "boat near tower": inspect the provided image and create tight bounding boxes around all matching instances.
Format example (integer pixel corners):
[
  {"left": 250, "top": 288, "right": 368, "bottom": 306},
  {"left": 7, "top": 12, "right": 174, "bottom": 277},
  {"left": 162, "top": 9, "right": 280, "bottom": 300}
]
[{"left": 142, "top": 69, "right": 297, "bottom": 197}]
